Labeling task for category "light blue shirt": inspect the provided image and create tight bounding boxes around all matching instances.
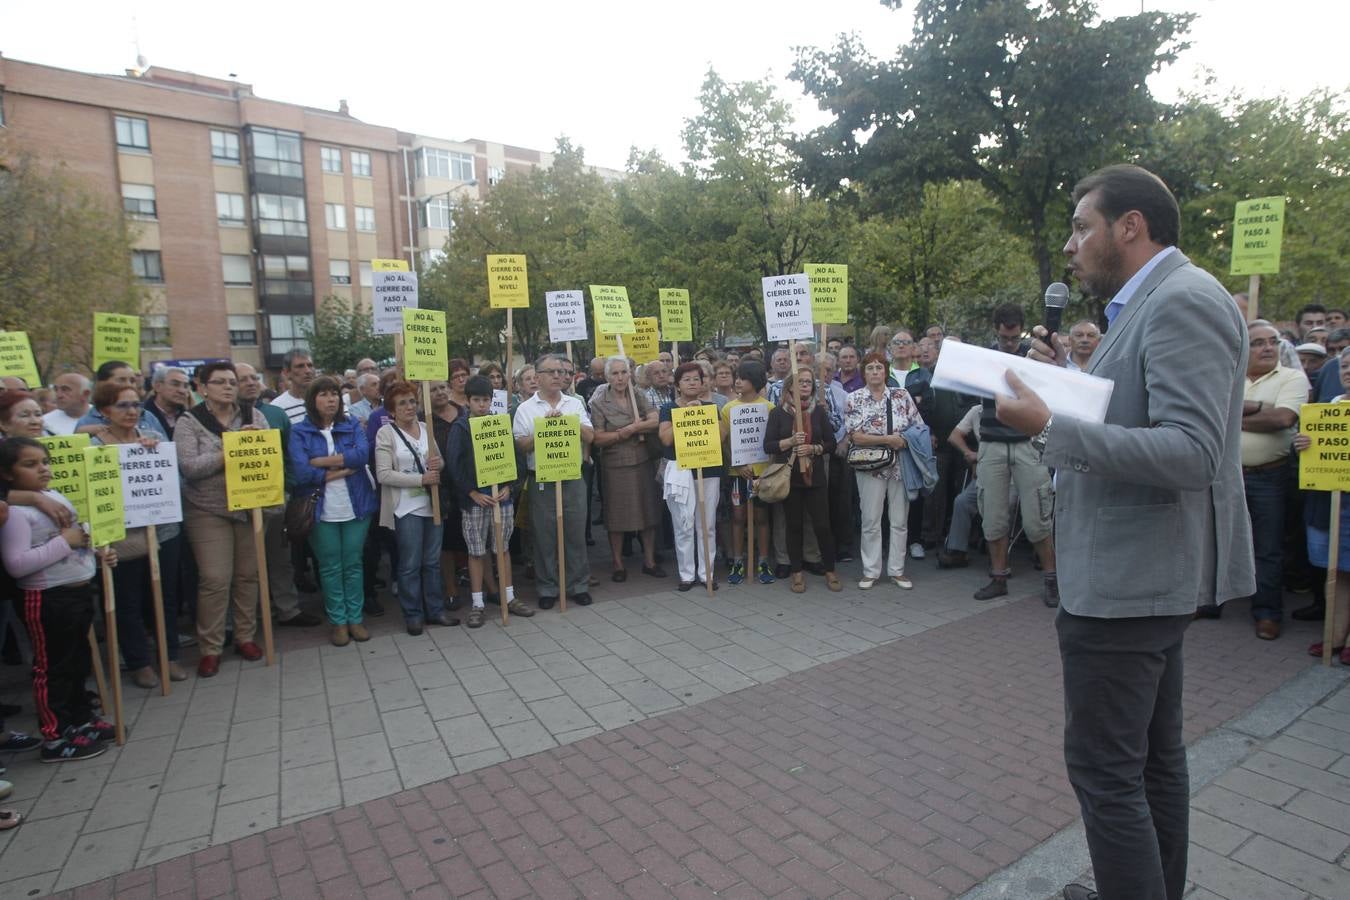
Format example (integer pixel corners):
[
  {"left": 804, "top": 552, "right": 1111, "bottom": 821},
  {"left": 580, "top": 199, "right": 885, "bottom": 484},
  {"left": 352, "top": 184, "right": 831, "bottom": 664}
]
[{"left": 1104, "top": 246, "right": 1177, "bottom": 327}]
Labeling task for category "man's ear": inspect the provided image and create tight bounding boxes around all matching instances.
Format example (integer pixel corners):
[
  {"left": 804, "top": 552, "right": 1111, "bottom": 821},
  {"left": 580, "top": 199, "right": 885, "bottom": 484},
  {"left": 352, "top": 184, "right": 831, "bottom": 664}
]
[{"left": 1118, "top": 209, "right": 1148, "bottom": 245}]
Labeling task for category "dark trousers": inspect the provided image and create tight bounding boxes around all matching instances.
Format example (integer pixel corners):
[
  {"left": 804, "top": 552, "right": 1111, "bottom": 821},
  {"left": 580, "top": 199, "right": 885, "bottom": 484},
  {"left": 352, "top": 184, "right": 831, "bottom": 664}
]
[
  {"left": 18, "top": 581, "right": 97, "bottom": 741},
  {"left": 922, "top": 448, "right": 956, "bottom": 545},
  {"left": 364, "top": 523, "right": 399, "bottom": 600},
  {"left": 1057, "top": 609, "right": 1192, "bottom": 900},
  {"left": 113, "top": 546, "right": 181, "bottom": 670},
  {"left": 826, "top": 454, "right": 855, "bottom": 555},
  {"left": 784, "top": 484, "right": 836, "bottom": 572},
  {"left": 1244, "top": 466, "right": 1286, "bottom": 621}
]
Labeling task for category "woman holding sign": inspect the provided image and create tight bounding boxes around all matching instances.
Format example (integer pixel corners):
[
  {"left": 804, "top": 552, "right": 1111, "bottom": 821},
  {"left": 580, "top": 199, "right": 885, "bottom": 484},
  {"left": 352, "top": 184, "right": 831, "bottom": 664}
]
[
  {"left": 290, "top": 377, "right": 379, "bottom": 647},
  {"left": 89, "top": 383, "right": 187, "bottom": 687},
  {"left": 375, "top": 382, "right": 456, "bottom": 635},
  {"left": 176, "top": 361, "right": 270, "bottom": 678},
  {"left": 590, "top": 356, "right": 664, "bottom": 582},
  {"left": 658, "top": 363, "right": 723, "bottom": 591},
  {"left": 764, "top": 367, "right": 842, "bottom": 593}
]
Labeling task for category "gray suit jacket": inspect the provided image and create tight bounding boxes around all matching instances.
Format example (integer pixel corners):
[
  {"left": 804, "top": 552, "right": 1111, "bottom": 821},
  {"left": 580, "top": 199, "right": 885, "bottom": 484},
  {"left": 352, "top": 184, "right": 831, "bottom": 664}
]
[{"left": 1043, "top": 249, "right": 1256, "bottom": 617}]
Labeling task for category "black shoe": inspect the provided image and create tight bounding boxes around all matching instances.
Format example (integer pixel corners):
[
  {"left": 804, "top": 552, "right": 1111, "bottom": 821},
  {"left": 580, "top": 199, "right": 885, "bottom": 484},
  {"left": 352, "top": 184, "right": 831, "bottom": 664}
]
[
  {"left": 803, "top": 561, "right": 827, "bottom": 576},
  {"left": 1042, "top": 575, "right": 1059, "bottom": 609},
  {"left": 373, "top": 577, "right": 388, "bottom": 590},
  {"left": 364, "top": 596, "right": 386, "bottom": 617},
  {"left": 836, "top": 550, "right": 854, "bottom": 563},
  {"left": 428, "top": 614, "right": 461, "bottom": 627},
  {"left": 774, "top": 564, "right": 790, "bottom": 579},
  {"left": 592, "top": 515, "right": 605, "bottom": 526},
  {"left": 537, "top": 596, "right": 557, "bottom": 610},
  {"left": 570, "top": 592, "right": 593, "bottom": 606},
  {"left": 295, "top": 576, "right": 319, "bottom": 594},
  {"left": 974, "top": 576, "right": 1008, "bottom": 601},
  {"left": 1292, "top": 601, "right": 1326, "bottom": 621},
  {"left": 937, "top": 549, "right": 969, "bottom": 569},
  {"left": 446, "top": 594, "right": 464, "bottom": 612},
  {"left": 1062, "top": 885, "right": 1097, "bottom": 900},
  {"left": 586, "top": 535, "right": 596, "bottom": 546},
  {"left": 642, "top": 564, "right": 667, "bottom": 578},
  {"left": 0, "top": 703, "right": 20, "bottom": 718},
  {"left": 41, "top": 734, "right": 106, "bottom": 763},
  {"left": 677, "top": 581, "right": 695, "bottom": 592},
  {"left": 406, "top": 621, "right": 424, "bottom": 636},
  {"left": 278, "top": 611, "right": 322, "bottom": 627},
  {"left": 1194, "top": 604, "right": 1223, "bottom": 620}
]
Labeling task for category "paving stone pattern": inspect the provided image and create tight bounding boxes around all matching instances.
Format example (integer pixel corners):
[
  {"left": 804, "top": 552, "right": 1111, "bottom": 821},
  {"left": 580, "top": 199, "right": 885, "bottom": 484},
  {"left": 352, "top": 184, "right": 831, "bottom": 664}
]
[{"left": 27, "top": 592, "right": 1317, "bottom": 900}]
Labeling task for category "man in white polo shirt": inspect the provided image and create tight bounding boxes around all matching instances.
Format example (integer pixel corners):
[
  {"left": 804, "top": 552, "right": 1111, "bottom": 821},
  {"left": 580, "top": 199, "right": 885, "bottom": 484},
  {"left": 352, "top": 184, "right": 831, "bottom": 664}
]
[{"left": 42, "top": 373, "right": 92, "bottom": 435}]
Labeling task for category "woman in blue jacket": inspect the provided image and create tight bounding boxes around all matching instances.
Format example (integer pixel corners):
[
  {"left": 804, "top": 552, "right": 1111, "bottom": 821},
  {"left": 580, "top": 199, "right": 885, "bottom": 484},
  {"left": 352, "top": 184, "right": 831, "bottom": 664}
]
[{"left": 289, "top": 376, "right": 379, "bottom": 646}]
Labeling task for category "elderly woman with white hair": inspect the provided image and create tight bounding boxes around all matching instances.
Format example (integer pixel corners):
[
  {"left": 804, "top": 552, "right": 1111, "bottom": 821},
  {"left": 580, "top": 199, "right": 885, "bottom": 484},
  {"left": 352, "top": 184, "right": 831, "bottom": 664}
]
[{"left": 589, "top": 356, "right": 665, "bottom": 581}]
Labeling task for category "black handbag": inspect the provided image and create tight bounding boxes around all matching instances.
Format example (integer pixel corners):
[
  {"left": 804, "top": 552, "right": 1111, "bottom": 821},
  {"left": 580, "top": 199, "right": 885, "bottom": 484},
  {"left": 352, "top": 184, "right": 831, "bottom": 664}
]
[
  {"left": 284, "top": 485, "right": 323, "bottom": 543},
  {"left": 846, "top": 393, "right": 896, "bottom": 472}
]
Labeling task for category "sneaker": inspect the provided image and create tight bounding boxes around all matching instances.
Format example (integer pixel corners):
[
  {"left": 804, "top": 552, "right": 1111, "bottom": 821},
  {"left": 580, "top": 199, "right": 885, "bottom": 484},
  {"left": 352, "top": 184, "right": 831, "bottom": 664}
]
[
  {"left": 757, "top": 562, "right": 776, "bottom": 585},
  {"left": 974, "top": 576, "right": 1009, "bottom": 601},
  {"left": 836, "top": 551, "right": 855, "bottom": 563},
  {"left": 1043, "top": 574, "right": 1060, "bottom": 609},
  {"left": 176, "top": 632, "right": 198, "bottom": 648},
  {"left": 467, "top": 607, "right": 485, "bottom": 629},
  {"left": 892, "top": 575, "right": 914, "bottom": 590},
  {"left": 727, "top": 560, "right": 746, "bottom": 585},
  {"left": 0, "top": 732, "right": 42, "bottom": 752},
  {"left": 909, "top": 542, "right": 926, "bottom": 560},
  {"left": 506, "top": 600, "right": 535, "bottom": 617},
  {"left": 859, "top": 577, "right": 876, "bottom": 590},
  {"left": 76, "top": 719, "right": 116, "bottom": 742},
  {"left": 130, "top": 666, "right": 159, "bottom": 690},
  {"left": 0, "top": 780, "right": 11, "bottom": 800},
  {"left": 42, "top": 734, "right": 106, "bottom": 763}
]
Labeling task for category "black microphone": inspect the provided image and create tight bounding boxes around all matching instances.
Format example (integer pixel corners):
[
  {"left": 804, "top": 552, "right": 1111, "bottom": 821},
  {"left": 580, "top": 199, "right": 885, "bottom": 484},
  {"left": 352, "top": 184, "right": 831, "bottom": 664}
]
[{"left": 1044, "top": 281, "right": 1069, "bottom": 336}]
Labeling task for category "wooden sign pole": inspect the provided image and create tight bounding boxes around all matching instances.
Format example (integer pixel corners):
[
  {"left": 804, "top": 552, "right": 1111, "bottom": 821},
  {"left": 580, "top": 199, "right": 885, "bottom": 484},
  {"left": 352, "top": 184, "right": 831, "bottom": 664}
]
[
  {"left": 395, "top": 334, "right": 406, "bottom": 376},
  {"left": 101, "top": 556, "right": 125, "bottom": 745},
  {"left": 506, "top": 309, "right": 514, "bottom": 393},
  {"left": 1246, "top": 274, "right": 1261, "bottom": 323},
  {"left": 747, "top": 491, "right": 755, "bottom": 587},
  {"left": 788, "top": 339, "right": 807, "bottom": 473},
  {"left": 492, "top": 491, "right": 510, "bottom": 626},
  {"left": 422, "top": 381, "right": 442, "bottom": 525},
  {"left": 147, "top": 525, "right": 171, "bottom": 695},
  {"left": 556, "top": 483, "right": 568, "bottom": 613},
  {"left": 615, "top": 335, "right": 643, "bottom": 424},
  {"left": 672, "top": 341, "right": 679, "bottom": 365},
  {"left": 696, "top": 470, "right": 714, "bottom": 596},
  {"left": 87, "top": 626, "right": 109, "bottom": 719},
  {"left": 565, "top": 341, "right": 574, "bottom": 394},
  {"left": 1324, "top": 491, "right": 1340, "bottom": 667},
  {"left": 252, "top": 508, "right": 276, "bottom": 665}
]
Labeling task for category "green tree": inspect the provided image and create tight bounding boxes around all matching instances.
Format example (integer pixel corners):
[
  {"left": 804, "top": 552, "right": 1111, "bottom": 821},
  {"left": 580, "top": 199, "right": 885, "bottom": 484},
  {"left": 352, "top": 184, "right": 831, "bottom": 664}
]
[
  {"left": 0, "top": 144, "right": 147, "bottom": 380},
  {"left": 301, "top": 294, "right": 394, "bottom": 374},
  {"left": 792, "top": 0, "right": 1193, "bottom": 289}
]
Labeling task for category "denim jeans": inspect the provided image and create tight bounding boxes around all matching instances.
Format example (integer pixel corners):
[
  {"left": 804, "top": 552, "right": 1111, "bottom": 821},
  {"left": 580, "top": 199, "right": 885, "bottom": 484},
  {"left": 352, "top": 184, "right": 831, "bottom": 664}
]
[
  {"left": 394, "top": 513, "right": 445, "bottom": 625},
  {"left": 1244, "top": 466, "right": 1286, "bottom": 622},
  {"left": 309, "top": 517, "right": 371, "bottom": 625}
]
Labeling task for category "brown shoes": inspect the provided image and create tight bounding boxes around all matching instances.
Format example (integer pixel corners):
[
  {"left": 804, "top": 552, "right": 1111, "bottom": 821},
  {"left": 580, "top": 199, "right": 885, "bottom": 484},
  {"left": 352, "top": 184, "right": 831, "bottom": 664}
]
[
  {"left": 331, "top": 625, "right": 350, "bottom": 647},
  {"left": 1255, "top": 620, "right": 1281, "bottom": 641},
  {"left": 348, "top": 623, "right": 370, "bottom": 642}
]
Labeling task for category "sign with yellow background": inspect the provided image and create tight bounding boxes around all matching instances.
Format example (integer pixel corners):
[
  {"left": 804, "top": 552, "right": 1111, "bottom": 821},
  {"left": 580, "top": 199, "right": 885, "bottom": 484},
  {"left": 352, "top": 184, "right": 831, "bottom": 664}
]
[
  {"left": 0, "top": 331, "right": 41, "bottom": 388},
  {"left": 223, "top": 429, "right": 285, "bottom": 511},
  {"left": 39, "top": 434, "right": 91, "bottom": 521},
  {"left": 1299, "top": 403, "right": 1350, "bottom": 492},
  {"left": 470, "top": 414, "right": 517, "bottom": 487},
  {"left": 92, "top": 313, "right": 140, "bottom": 371},
  {"left": 629, "top": 317, "right": 661, "bottom": 364},
  {"left": 487, "top": 254, "right": 531, "bottom": 308},
  {"left": 803, "top": 263, "right": 849, "bottom": 324},
  {"left": 671, "top": 404, "right": 722, "bottom": 470},
  {"left": 372, "top": 258, "right": 410, "bottom": 271},
  {"left": 402, "top": 308, "right": 448, "bottom": 381},
  {"left": 1230, "top": 197, "right": 1286, "bottom": 276},
  {"left": 589, "top": 285, "right": 635, "bottom": 334},
  {"left": 533, "top": 414, "right": 583, "bottom": 483},
  {"left": 83, "top": 445, "right": 126, "bottom": 547},
  {"left": 658, "top": 289, "right": 693, "bottom": 342}
]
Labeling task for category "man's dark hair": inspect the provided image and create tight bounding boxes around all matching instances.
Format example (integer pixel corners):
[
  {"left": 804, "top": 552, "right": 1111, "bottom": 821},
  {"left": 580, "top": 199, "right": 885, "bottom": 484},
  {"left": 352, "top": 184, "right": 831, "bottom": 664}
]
[
  {"left": 464, "top": 375, "right": 492, "bottom": 399},
  {"left": 992, "top": 303, "right": 1025, "bottom": 330},
  {"left": 1330, "top": 309, "right": 1348, "bottom": 319},
  {"left": 304, "top": 375, "right": 347, "bottom": 424},
  {"left": 1072, "top": 164, "right": 1180, "bottom": 248},
  {"left": 1296, "top": 304, "right": 1328, "bottom": 324},
  {"left": 735, "top": 360, "right": 767, "bottom": 392},
  {"left": 94, "top": 360, "right": 131, "bottom": 382},
  {"left": 1327, "top": 328, "right": 1350, "bottom": 347},
  {"left": 281, "top": 348, "right": 312, "bottom": 371}
]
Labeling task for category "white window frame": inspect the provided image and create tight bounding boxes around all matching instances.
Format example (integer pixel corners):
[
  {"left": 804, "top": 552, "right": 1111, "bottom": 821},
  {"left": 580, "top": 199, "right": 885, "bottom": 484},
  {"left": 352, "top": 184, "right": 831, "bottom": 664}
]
[
  {"left": 423, "top": 196, "right": 451, "bottom": 230},
  {"left": 358, "top": 261, "right": 373, "bottom": 288},
  {"left": 210, "top": 129, "right": 240, "bottom": 162},
  {"left": 216, "top": 192, "right": 246, "bottom": 225},
  {"left": 121, "top": 183, "right": 156, "bottom": 218},
  {"left": 320, "top": 146, "right": 343, "bottom": 174},
  {"left": 142, "top": 314, "right": 171, "bottom": 347},
  {"left": 115, "top": 115, "right": 149, "bottom": 150},
  {"left": 222, "top": 254, "right": 252, "bottom": 286},
  {"left": 227, "top": 314, "right": 258, "bottom": 347},
  {"left": 268, "top": 314, "right": 314, "bottom": 355},
  {"left": 350, "top": 151, "right": 372, "bottom": 178},
  {"left": 355, "top": 206, "right": 376, "bottom": 233},
  {"left": 325, "top": 203, "right": 346, "bottom": 230},
  {"left": 450, "top": 151, "right": 474, "bottom": 182},
  {"left": 132, "top": 250, "right": 163, "bottom": 282},
  {"left": 329, "top": 259, "right": 352, "bottom": 285}
]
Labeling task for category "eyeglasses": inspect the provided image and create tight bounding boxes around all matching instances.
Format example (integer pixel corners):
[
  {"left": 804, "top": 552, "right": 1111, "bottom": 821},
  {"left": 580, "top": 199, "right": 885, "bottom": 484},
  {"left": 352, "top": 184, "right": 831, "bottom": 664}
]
[
  {"left": 537, "top": 368, "right": 563, "bottom": 376},
  {"left": 1249, "top": 338, "right": 1281, "bottom": 348},
  {"left": 111, "top": 401, "right": 140, "bottom": 410},
  {"left": 890, "top": 339, "right": 914, "bottom": 346},
  {"left": 165, "top": 380, "right": 190, "bottom": 389}
]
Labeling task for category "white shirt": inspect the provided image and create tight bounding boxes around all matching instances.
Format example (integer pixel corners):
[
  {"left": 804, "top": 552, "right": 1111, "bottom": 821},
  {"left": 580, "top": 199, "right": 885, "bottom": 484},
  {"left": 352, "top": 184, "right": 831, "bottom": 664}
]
[
  {"left": 272, "top": 391, "right": 307, "bottom": 425},
  {"left": 512, "top": 391, "right": 592, "bottom": 471},
  {"left": 389, "top": 423, "right": 432, "bottom": 519},
  {"left": 1103, "top": 246, "right": 1177, "bottom": 326},
  {"left": 42, "top": 408, "right": 85, "bottom": 435},
  {"left": 318, "top": 427, "right": 355, "bottom": 522}
]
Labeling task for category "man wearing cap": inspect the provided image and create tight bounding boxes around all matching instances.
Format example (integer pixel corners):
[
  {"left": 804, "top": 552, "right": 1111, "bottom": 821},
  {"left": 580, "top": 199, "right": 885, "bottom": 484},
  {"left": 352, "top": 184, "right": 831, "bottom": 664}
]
[{"left": 1295, "top": 342, "right": 1327, "bottom": 386}]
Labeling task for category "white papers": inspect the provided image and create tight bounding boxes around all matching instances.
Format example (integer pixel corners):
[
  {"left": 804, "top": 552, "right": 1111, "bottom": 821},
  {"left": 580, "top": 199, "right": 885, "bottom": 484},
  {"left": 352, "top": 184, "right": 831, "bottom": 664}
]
[
  {"left": 762, "top": 274, "right": 813, "bottom": 341},
  {"left": 118, "top": 442, "right": 183, "bottom": 528},
  {"left": 729, "top": 404, "right": 770, "bottom": 467},
  {"left": 491, "top": 390, "right": 509, "bottom": 415},
  {"left": 545, "top": 290, "right": 588, "bottom": 343},
  {"left": 931, "top": 340, "right": 1114, "bottom": 424},
  {"left": 372, "top": 270, "right": 419, "bottom": 335}
]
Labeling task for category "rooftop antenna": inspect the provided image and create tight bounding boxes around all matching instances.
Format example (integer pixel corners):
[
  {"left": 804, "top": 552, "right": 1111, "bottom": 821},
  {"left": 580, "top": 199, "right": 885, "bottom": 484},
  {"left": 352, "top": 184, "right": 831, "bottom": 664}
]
[{"left": 132, "top": 16, "right": 148, "bottom": 73}]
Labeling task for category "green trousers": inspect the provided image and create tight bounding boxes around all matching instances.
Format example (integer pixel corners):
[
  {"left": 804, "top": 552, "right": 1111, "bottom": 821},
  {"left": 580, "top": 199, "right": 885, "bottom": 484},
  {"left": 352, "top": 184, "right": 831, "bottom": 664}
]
[{"left": 308, "top": 516, "right": 371, "bottom": 625}]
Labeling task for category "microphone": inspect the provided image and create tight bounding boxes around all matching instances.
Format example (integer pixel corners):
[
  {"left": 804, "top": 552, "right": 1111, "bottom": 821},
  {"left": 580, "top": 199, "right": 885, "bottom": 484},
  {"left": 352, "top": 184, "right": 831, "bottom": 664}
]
[{"left": 1044, "top": 281, "right": 1069, "bottom": 336}]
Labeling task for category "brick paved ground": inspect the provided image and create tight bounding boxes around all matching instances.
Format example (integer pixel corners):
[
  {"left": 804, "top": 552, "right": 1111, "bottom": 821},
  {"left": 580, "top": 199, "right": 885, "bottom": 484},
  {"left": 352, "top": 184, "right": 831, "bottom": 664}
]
[{"left": 30, "top": 595, "right": 1317, "bottom": 900}]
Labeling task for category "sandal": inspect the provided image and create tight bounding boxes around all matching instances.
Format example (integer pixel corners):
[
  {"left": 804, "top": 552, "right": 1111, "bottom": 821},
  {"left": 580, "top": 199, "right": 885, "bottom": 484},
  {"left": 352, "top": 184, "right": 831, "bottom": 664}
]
[
  {"left": 825, "top": 572, "right": 842, "bottom": 592},
  {"left": 0, "top": 810, "right": 21, "bottom": 831},
  {"left": 791, "top": 573, "right": 806, "bottom": 593}
]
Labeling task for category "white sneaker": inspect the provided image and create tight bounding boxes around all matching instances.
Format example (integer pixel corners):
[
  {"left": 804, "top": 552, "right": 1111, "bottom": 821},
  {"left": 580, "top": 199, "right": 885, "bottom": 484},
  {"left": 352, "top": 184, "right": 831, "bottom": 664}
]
[
  {"left": 909, "top": 543, "right": 925, "bottom": 559},
  {"left": 892, "top": 575, "right": 914, "bottom": 590},
  {"left": 0, "top": 780, "right": 11, "bottom": 800},
  {"left": 858, "top": 578, "right": 876, "bottom": 590}
]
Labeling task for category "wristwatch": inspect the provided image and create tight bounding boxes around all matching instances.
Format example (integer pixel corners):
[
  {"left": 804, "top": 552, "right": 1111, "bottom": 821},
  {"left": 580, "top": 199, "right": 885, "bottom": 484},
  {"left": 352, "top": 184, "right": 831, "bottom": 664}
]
[{"left": 1030, "top": 415, "right": 1053, "bottom": 457}]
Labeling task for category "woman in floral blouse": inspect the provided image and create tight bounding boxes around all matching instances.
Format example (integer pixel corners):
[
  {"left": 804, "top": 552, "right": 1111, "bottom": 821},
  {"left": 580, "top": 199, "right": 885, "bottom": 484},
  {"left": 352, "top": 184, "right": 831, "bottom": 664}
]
[{"left": 845, "top": 351, "right": 922, "bottom": 590}]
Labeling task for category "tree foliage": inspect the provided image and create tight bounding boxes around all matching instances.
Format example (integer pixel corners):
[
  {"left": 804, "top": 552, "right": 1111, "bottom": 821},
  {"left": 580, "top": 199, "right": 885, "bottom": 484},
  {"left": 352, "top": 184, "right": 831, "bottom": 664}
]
[
  {"left": 301, "top": 294, "right": 394, "bottom": 374},
  {"left": 0, "top": 143, "right": 147, "bottom": 380}
]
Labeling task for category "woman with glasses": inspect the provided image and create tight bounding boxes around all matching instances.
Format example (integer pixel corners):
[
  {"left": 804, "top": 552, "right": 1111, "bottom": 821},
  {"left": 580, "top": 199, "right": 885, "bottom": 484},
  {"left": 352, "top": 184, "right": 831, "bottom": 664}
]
[
  {"left": 375, "top": 381, "right": 457, "bottom": 635},
  {"left": 90, "top": 382, "right": 188, "bottom": 687},
  {"left": 658, "top": 363, "right": 723, "bottom": 591},
  {"left": 590, "top": 356, "right": 664, "bottom": 581},
  {"left": 175, "top": 361, "right": 271, "bottom": 677}
]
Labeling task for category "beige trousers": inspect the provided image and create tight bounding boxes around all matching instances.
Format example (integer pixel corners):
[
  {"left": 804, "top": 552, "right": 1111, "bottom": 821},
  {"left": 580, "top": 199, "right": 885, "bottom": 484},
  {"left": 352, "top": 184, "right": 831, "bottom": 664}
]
[{"left": 184, "top": 503, "right": 260, "bottom": 656}]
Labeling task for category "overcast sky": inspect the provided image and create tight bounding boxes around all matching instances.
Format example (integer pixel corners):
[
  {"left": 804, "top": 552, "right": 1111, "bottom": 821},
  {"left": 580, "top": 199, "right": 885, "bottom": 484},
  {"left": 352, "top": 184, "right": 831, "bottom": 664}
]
[{"left": 3, "top": 0, "right": 1343, "bottom": 171}]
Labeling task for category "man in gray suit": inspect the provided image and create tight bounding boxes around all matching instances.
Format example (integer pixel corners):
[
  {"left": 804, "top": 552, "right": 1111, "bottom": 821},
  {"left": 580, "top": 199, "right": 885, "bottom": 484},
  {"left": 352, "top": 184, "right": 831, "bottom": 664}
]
[{"left": 996, "top": 165, "right": 1254, "bottom": 900}]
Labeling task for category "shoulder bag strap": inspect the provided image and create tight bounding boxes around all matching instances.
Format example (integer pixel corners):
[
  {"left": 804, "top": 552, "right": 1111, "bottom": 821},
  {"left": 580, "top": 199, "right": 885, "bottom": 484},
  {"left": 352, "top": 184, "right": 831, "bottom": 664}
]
[{"left": 392, "top": 424, "right": 426, "bottom": 474}]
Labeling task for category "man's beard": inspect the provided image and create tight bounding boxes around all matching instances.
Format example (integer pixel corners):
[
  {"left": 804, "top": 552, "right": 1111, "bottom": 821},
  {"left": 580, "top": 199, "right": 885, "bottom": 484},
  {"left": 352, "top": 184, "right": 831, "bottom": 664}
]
[{"left": 1081, "top": 241, "right": 1127, "bottom": 302}]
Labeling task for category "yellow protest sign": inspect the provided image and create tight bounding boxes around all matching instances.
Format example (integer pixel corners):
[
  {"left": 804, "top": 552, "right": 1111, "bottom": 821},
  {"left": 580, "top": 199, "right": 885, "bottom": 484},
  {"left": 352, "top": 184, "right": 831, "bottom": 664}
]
[
  {"left": 92, "top": 313, "right": 140, "bottom": 371},
  {"left": 671, "top": 404, "right": 722, "bottom": 470},
  {"left": 1230, "top": 197, "right": 1286, "bottom": 276},
  {"left": 402, "top": 308, "right": 447, "bottom": 381},
  {"left": 594, "top": 310, "right": 619, "bottom": 357},
  {"left": 223, "top": 429, "right": 285, "bottom": 511},
  {"left": 630, "top": 317, "right": 661, "bottom": 364},
  {"left": 658, "top": 289, "right": 693, "bottom": 342},
  {"left": 83, "top": 445, "right": 126, "bottom": 547},
  {"left": 487, "top": 254, "right": 530, "bottom": 308},
  {"left": 804, "top": 263, "right": 849, "bottom": 324},
  {"left": 39, "top": 434, "right": 92, "bottom": 521},
  {"left": 590, "top": 285, "right": 635, "bottom": 334},
  {"left": 0, "top": 331, "right": 41, "bottom": 388},
  {"left": 470, "top": 413, "right": 517, "bottom": 487},
  {"left": 533, "top": 414, "right": 582, "bottom": 483},
  {"left": 1299, "top": 403, "right": 1350, "bottom": 491},
  {"left": 372, "top": 258, "right": 410, "bottom": 271}
]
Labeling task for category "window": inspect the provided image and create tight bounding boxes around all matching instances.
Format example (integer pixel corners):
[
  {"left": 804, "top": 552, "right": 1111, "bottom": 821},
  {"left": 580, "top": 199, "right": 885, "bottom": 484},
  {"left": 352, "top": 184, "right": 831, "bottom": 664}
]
[
  {"left": 115, "top": 115, "right": 149, "bottom": 150},
  {"left": 228, "top": 314, "right": 258, "bottom": 347},
  {"left": 416, "top": 147, "right": 473, "bottom": 181},
  {"left": 262, "top": 255, "right": 310, "bottom": 279},
  {"left": 325, "top": 203, "right": 346, "bottom": 230},
  {"left": 121, "top": 183, "right": 156, "bottom": 218},
  {"left": 420, "top": 248, "right": 446, "bottom": 269},
  {"left": 487, "top": 166, "right": 505, "bottom": 186},
  {"left": 320, "top": 147, "right": 343, "bottom": 174},
  {"left": 222, "top": 254, "right": 252, "bottom": 286},
  {"left": 250, "top": 128, "right": 303, "bottom": 178},
  {"left": 210, "top": 129, "right": 240, "bottom": 162},
  {"left": 329, "top": 260, "right": 352, "bottom": 285},
  {"left": 252, "top": 192, "right": 308, "bottom": 237},
  {"left": 451, "top": 151, "right": 474, "bottom": 182},
  {"left": 359, "top": 261, "right": 373, "bottom": 287},
  {"left": 142, "top": 315, "right": 170, "bottom": 347},
  {"left": 422, "top": 197, "right": 451, "bottom": 230},
  {"left": 131, "top": 250, "right": 163, "bottom": 282},
  {"left": 268, "top": 314, "right": 313, "bottom": 355},
  {"left": 350, "top": 151, "right": 371, "bottom": 177},
  {"left": 355, "top": 206, "right": 375, "bottom": 232},
  {"left": 216, "top": 192, "right": 246, "bottom": 225}
]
